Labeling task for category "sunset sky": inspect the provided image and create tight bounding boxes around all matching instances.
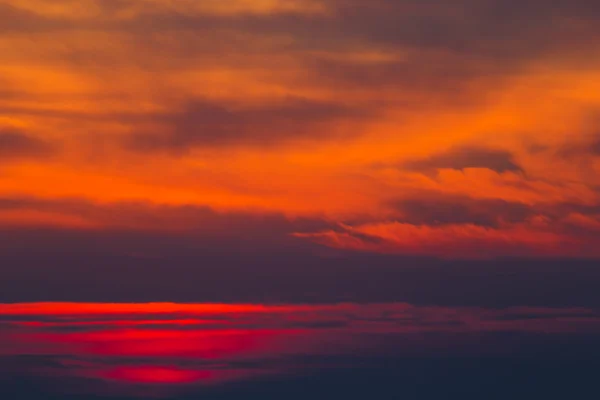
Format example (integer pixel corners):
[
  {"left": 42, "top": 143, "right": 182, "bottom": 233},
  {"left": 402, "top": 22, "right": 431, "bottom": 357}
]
[
  {"left": 3, "top": 3, "right": 600, "bottom": 399},
  {"left": 2, "top": 0, "right": 600, "bottom": 303}
]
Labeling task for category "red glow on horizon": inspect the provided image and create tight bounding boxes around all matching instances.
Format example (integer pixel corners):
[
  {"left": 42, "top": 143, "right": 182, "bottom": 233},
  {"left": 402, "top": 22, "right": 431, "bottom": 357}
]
[
  {"left": 2, "top": 302, "right": 599, "bottom": 398},
  {"left": 0, "top": 302, "right": 292, "bottom": 315},
  {"left": 16, "top": 319, "right": 218, "bottom": 328},
  {"left": 101, "top": 366, "right": 213, "bottom": 384},
  {"left": 24, "top": 328, "right": 301, "bottom": 359}
]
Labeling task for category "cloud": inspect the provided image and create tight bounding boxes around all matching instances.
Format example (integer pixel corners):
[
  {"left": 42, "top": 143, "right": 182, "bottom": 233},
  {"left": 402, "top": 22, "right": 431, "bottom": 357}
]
[
  {"left": 125, "top": 97, "right": 370, "bottom": 152},
  {"left": 322, "top": 0, "right": 600, "bottom": 60},
  {"left": 0, "top": 128, "right": 54, "bottom": 161},
  {"left": 295, "top": 221, "right": 597, "bottom": 259},
  {"left": 0, "top": 196, "right": 337, "bottom": 242},
  {"left": 306, "top": 54, "right": 505, "bottom": 103},
  {"left": 403, "top": 146, "right": 524, "bottom": 175},
  {"left": 392, "top": 194, "right": 534, "bottom": 228},
  {"left": 593, "top": 138, "right": 600, "bottom": 155},
  {"left": 557, "top": 133, "right": 600, "bottom": 158},
  {"left": 1, "top": 0, "right": 600, "bottom": 267},
  {"left": 117, "top": 0, "right": 600, "bottom": 58},
  {"left": 292, "top": 191, "right": 600, "bottom": 258},
  {"left": 5, "top": 0, "right": 599, "bottom": 77},
  {"left": 3, "top": 0, "right": 600, "bottom": 67},
  {"left": 0, "top": 3, "right": 72, "bottom": 33}
]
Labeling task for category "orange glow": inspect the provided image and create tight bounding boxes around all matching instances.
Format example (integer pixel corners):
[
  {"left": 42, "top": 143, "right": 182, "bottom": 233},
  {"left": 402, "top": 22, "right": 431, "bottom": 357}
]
[{"left": 1, "top": 0, "right": 599, "bottom": 257}]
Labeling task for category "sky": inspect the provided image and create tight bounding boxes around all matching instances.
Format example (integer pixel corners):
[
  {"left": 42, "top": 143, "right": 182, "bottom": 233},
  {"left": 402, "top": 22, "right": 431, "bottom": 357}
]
[
  {"left": 2, "top": 302, "right": 600, "bottom": 398},
  {"left": 2, "top": 3, "right": 600, "bottom": 398},
  {"left": 1, "top": 0, "right": 600, "bottom": 303}
]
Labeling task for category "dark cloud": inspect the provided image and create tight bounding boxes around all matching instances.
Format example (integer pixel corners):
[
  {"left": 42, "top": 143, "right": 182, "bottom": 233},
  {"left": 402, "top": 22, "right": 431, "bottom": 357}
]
[
  {"left": 112, "top": 0, "right": 600, "bottom": 58},
  {"left": 0, "top": 196, "right": 337, "bottom": 247},
  {"left": 390, "top": 194, "right": 600, "bottom": 237},
  {"left": 2, "top": 0, "right": 600, "bottom": 130},
  {"left": 580, "top": 133, "right": 600, "bottom": 155},
  {"left": 403, "top": 146, "right": 524, "bottom": 174},
  {"left": 0, "top": 128, "right": 54, "bottom": 161},
  {"left": 555, "top": 133, "right": 600, "bottom": 158},
  {"left": 98, "top": 0, "right": 600, "bottom": 107},
  {"left": 592, "top": 137, "right": 600, "bottom": 155},
  {"left": 306, "top": 54, "right": 504, "bottom": 95},
  {"left": 544, "top": 202, "right": 600, "bottom": 218},
  {"left": 5, "top": 0, "right": 600, "bottom": 73},
  {"left": 0, "top": 3, "right": 73, "bottom": 33},
  {"left": 327, "top": 0, "right": 600, "bottom": 56},
  {"left": 125, "top": 97, "right": 370, "bottom": 152},
  {"left": 392, "top": 195, "right": 534, "bottom": 228}
]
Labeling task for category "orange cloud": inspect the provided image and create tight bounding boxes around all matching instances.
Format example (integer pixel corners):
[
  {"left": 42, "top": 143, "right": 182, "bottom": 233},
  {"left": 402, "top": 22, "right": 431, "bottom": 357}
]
[
  {"left": 1, "top": 0, "right": 600, "bottom": 258},
  {"left": 295, "top": 221, "right": 595, "bottom": 258}
]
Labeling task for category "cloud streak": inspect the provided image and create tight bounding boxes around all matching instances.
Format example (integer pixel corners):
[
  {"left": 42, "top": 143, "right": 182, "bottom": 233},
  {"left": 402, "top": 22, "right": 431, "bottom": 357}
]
[
  {"left": 0, "top": 128, "right": 54, "bottom": 161},
  {"left": 403, "top": 146, "right": 524, "bottom": 175},
  {"left": 125, "top": 97, "right": 371, "bottom": 152}
]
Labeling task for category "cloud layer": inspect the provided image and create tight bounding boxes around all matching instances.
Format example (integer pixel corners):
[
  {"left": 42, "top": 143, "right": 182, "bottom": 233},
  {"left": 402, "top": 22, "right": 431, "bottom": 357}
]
[{"left": 1, "top": 0, "right": 600, "bottom": 259}]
